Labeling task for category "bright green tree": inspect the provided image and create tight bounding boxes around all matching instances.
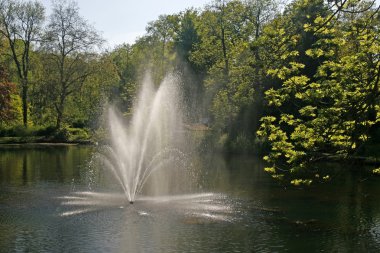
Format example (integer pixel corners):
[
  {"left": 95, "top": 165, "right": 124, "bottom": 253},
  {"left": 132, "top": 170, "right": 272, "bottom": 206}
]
[
  {"left": 0, "top": 65, "right": 22, "bottom": 125},
  {"left": 41, "top": 0, "right": 103, "bottom": 129},
  {"left": 0, "top": 0, "right": 45, "bottom": 127},
  {"left": 257, "top": 0, "right": 380, "bottom": 185}
]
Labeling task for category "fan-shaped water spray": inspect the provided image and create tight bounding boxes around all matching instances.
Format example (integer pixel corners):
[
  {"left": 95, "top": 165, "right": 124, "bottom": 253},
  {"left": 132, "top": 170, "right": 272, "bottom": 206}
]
[
  {"left": 60, "top": 74, "right": 234, "bottom": 221},
  {"left": 100, "top": 74, "right": 188, "bottom": 203}
]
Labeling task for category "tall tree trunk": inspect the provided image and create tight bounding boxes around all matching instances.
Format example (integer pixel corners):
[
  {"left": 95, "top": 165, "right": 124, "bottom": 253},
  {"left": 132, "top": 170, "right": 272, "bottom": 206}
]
[
  {"left": 56, "top": 111, "right": 62, "bottom": 129},
  {"left": 21, "top": 80, "right": 28, "bottom": 127},
  {"left": 55, "top": 95, "right": 65, "bottom": 129},
  {"left": 221, "top": 25, "right": 229, "bottom": 78}
]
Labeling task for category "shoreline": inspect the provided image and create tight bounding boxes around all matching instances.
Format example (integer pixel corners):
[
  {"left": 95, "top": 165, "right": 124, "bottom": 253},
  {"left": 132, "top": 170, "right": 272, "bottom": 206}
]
[
  {"left": 0, "top": 137, "right": 94, "bottom": 146},
  {"left": 1, "top": 138, "right": 379, "bottom": 166}
]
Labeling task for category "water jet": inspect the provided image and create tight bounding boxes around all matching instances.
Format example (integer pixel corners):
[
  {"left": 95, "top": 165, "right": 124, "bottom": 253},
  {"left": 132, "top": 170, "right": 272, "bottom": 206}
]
[{"left": 99, "top": 74, "right": 189, "bottom": 203}]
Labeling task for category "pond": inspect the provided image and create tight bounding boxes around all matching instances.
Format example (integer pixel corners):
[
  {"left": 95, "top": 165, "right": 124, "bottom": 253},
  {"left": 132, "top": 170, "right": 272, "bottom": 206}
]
[{"left": 1, "top": 145, "right": 380, "bottom": 252}]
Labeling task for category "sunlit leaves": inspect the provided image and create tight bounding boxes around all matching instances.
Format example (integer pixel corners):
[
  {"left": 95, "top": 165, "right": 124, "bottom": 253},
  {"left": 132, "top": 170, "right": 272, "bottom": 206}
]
[
  {"left": 291, "top": 179, "right": 312, "bottom": 186},
  {"left": 258, "top": 0, "right": 380, "bottom": 184},
  {"left": 0, "top": 81, "right": 21, "bottom": 124}
]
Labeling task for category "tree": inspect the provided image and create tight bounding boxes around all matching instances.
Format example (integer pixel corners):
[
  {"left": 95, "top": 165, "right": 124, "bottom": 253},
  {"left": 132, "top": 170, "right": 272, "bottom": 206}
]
[
  {"left": 145, "top": 14, "right": 179, "bottom": 83},
  {"left": 190, "top": 0, "right": 250, "bottom": 130},
  {"left": 41, "top": 0, "right": 103, "bottom": 129},
  {"left": 191, "top": 0, "right": 234, "bottom": 81},
  {"left": 222, "top": 0, "right": 280, "bottom": 145},
  {"left": 189, "top": 0, "right": 279, "bottom": 143},
  {"left": 173, "top": 9, "right": 205, "bottom": 120},
  {"left": 257, "top": 0, "right": 380, "bottom": 185},
  {"left": 0, "top": 65, "right": 21, "bottom": 124},
  {"left": 0, "top": 0, "right": 45, "bottom": 127},
  {"left": 72, "top": 53, "right": 119, "bottom": 127},
  {"left": 109, "top": 44, "right": 139, "bottom": 112}
]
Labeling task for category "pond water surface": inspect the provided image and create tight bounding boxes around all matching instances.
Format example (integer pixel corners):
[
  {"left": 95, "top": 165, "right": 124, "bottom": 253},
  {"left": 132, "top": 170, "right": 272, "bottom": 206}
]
[{"left": 1, "top": 145, "right": 380, "bottom": 252}]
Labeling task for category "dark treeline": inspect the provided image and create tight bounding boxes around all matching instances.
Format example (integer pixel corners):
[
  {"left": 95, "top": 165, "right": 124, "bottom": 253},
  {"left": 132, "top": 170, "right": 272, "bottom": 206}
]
[{"left": 0, "top": 0, "right": 379, "bottom": 184}]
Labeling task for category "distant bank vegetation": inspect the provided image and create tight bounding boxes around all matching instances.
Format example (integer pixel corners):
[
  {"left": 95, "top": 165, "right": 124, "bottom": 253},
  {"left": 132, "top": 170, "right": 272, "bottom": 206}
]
[{"left": 0, "top": 0, "right": 379, "bottom": 183}]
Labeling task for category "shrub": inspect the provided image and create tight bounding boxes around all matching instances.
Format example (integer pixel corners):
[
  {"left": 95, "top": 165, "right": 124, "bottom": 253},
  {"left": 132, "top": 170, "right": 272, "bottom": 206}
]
[
  {"left": 35, "top": 125, "right": 56, "bottom": 136},
  {"left": 66, "top": 127, "right": 90, "bottom": 142},
  {"left": 52, "top": 127, "right": 90, "bottom": 142},
  {"left": 228, "top": 133, "right": 255, "bottom": 154}
]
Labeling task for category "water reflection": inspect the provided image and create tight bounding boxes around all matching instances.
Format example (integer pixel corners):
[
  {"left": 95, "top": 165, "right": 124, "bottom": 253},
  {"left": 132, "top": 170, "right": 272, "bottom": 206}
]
[
  {"left": 59, "top": 191, "right": 234, "bottom": 223},
  {"left": 1, "top": 146, "right": 380, "bottom": 252},
  {"left": 0, "top": 145, "right": 93, "bottom": 185},
  {"left": 22, "top": 153, "right": 27, "bottom": 185}
]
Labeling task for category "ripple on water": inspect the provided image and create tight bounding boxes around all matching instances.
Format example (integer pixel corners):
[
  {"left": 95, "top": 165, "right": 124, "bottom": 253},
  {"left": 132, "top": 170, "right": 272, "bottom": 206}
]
[{"left": 59, "top": 191, "right": 237, "bottom": 223}]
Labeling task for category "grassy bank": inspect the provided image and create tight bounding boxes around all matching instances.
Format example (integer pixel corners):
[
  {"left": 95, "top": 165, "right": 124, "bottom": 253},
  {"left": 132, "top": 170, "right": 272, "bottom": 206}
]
[{"left": 0, "top": 125, "right": 93, "bottom": 144}]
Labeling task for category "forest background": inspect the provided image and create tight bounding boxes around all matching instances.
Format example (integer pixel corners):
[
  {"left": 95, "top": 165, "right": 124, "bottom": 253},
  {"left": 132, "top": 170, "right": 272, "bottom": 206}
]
[{"left": 0, "top": 0, "right": 379, "bottom": 184}]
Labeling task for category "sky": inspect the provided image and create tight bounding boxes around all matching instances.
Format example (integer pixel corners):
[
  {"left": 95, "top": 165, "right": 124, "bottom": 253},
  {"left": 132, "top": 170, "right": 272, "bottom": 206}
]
[{"left": 41, "top": 0, "right": 211, "bottom": 49}]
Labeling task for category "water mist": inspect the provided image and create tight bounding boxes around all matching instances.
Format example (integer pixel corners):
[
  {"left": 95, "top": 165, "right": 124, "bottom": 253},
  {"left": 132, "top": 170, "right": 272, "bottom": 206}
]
[
  {"left": 60, "top": 74, "right": 232, "bottom": 222},
  {"left": 100, "top": 74, "right": 189, "bottom": 203}
]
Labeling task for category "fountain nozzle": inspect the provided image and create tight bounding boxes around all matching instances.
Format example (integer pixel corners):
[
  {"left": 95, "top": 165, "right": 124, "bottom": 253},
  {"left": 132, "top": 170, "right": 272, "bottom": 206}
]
[{"left": 130, "top": 201, "right": 134, "bottom": 204}]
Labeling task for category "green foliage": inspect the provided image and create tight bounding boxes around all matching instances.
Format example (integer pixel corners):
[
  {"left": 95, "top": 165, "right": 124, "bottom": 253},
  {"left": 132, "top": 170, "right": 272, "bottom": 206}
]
[
  {"left": 189, "top": 0, "right": 279, "bottom": 136},
  {"left": 258, "top": 0, "right": 380, "bottom": 183},
  {"left": 0, "top": 125, "right": 54, "bottom": 137},
  {"left": 0, "top": 81, "right": 22, "bottom": 125},
  {"left": 40, "top": 0, "right": 103, "bottom": 129},
  {"left": 62, "top": 127, "right": 90, "bottom": 142},
  {"left": 228, "top": 133, "right": 255, "bottom": 153},
  {"left": 1, "top": 0, "right": 380, "bottom": 185},
  {"left": 49, "top": 127, "right": 90, "bottom": 142},
  {"left": 0, "top": 0, "right": 45, "bottom": 127}
]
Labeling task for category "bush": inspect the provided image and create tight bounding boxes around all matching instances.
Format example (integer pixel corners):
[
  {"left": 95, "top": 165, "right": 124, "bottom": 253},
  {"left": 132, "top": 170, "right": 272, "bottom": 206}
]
[
  {"left": 0, "top": 125, "right": 59, "bottom": 137},
  {"left": 0, "top": 125, "right": 91, "bottom": 143},
  {"left": 0, "top": 126, "right": 10, "bottom": 137},
  {"left": 53, "top": 127, "right": 70, "bottom": 141},
  {"left": 52, "top": 127, "right": 90, "bottom": 142},
  {"left": 35, "top": 125, "right": 56, "bottom": 136},
  {"left": 71, "top": 119, "right": 87, "bottom": 128},
  {"left": 66, "top": 127, "right": 90, "bottom": 142},
  {"left": 228, "top": 133, "right": 255, "bottom": 154},
  {"left": 0, "top": 125, "right": 30, "bottom": 137}
]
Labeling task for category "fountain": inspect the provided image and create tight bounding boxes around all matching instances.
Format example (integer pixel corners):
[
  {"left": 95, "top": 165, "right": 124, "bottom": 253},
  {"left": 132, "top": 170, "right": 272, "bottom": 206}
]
[
  {"left": 98, "top": 74, "right": 190, "bottom": 203},
  {"left": 59, "top": 74, "right": 232, "bottom": 221}
]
